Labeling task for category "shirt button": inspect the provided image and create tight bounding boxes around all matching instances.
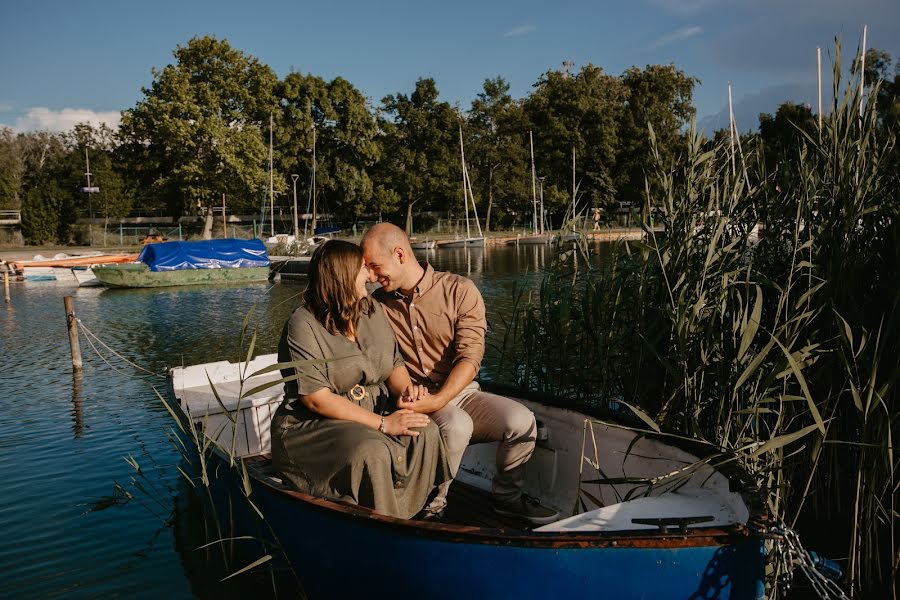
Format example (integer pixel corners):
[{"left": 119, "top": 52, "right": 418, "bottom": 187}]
[
  {"left": 394, "top": 480, "right": 403, "bottom": 488},
  {"left": 413, "top": 325, "right": 418, "bottom": 331},
  {"left": 410, "top": 303, "right": 415, "bottom": 309}
]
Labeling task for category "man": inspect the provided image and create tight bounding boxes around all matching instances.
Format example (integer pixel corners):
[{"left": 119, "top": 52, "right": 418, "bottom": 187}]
[{"left": 361, "top": 223, "right": 559, "bottom": 525}]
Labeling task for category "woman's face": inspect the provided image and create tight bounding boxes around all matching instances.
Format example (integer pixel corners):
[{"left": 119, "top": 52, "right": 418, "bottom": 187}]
[{"left": 354, "top": 259, "right": 369, "bottom": 300}]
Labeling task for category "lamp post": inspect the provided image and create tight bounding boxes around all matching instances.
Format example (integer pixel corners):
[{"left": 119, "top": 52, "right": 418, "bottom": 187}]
[{"left": 291, "top": 174, "right": 300, "bottom": 240}]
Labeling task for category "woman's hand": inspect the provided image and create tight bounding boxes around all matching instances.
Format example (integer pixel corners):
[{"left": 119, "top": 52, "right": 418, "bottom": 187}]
[
  {"left": 397, "top": 383, "right": 429, "bottom": 410},
  {"left": 382, "top": 409, "right": 430, "bottom": 436}
]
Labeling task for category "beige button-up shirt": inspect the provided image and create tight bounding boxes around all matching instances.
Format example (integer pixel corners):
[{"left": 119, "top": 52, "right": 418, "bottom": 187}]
[{"left": 373, "top": 263, "right": 486, "bottom": 388}]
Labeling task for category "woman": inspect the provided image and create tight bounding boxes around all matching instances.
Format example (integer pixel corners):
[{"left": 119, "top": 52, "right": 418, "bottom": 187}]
[{"left": 271, "top": 240, "right": 451, "bottom": 519}]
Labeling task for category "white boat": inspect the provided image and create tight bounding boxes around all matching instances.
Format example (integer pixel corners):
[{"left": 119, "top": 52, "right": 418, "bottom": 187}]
[
  {"left": 72, "top": 266, "right": 101, "bottom": 287},
  {"left": 410, "top": 239, "right": 437, "bottom": 250}
]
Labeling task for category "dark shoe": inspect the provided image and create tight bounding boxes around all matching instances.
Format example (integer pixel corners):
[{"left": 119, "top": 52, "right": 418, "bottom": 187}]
[
  {"left": 493, "top": 494, "right": 559, "bottom": 525},
  {"left": 415, "top": 508, "right": 445, "bottom": 522}
]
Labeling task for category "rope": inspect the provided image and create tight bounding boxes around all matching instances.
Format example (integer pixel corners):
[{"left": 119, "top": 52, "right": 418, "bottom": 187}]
[{"left": 75, "top": 318, "right": 166, "bottom": 379}]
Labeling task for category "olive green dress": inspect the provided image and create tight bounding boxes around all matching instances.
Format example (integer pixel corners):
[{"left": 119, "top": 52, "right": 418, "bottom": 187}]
[{"left": 271, "top": 302, "right": 451, "bottom": 519}]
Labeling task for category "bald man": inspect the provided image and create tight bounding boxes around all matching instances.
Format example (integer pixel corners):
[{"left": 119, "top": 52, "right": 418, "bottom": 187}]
[{"left": 361, "top": 223, "right": 558, "bottom": 525}]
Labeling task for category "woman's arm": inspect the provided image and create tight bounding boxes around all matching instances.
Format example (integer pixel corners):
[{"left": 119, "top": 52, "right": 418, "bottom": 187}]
[
  {"left": 385, "top": 365, "right": 430, "bottom": 407},
  {"left": 301, "top": 386, "right": 430, "bottom": 436}
]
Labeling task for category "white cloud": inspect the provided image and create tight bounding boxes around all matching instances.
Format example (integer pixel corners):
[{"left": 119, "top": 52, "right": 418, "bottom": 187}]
[
  {"left": 649, "top": 26, "right": 703, "bottom": 50},
  {"left": 504, "top": 24, "right": 535, "bottom": 38},
  {"left": 0, "top": 107, "right": 121, "bottom": 133}
]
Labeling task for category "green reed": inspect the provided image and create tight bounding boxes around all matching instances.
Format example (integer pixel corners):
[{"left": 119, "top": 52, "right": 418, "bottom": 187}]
[{"left": 501, "top": 43, "right": 898, "bottom": 597}]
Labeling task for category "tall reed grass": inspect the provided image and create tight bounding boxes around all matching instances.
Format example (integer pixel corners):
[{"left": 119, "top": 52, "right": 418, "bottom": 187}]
[{"left": 500, "top": 44, "right": 898, "bottom": 598}]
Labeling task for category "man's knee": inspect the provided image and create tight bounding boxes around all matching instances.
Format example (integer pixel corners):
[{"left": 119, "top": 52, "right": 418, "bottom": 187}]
[
  {"left": 433, "top": 407, "right": 474, "bottom": 453},
  {"left": 503, "top": 403, "right": 537, "bottom": 442}
]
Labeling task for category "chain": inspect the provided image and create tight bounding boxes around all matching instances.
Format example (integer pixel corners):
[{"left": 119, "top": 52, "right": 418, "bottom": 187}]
[{"left": 768, "top": 523, "right": 849, "bottom": 600}]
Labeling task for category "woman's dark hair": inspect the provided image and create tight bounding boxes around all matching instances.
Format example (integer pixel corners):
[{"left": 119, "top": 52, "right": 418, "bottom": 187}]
[{"left": 304, "top": 240, "right": 373, "bottom": 337}]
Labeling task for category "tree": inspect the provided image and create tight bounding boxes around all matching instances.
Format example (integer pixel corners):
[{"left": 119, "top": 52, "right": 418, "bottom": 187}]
[
  {"left": 276, "top": 73, "right": 380, "bottom": 225},
  {"left": 467, "top": 77, "right": 530, "bottom": 231},
  {"left": 118, "top": 36, "right": 278, "bottom": 218},
  {"left": 758, "top": 102, "right": 817, "bottom": 178},
  {"left": 617, "top": 64, "right": 698, "bottom": 206},
  {"left": 377, "top": 78, "right": 459, "bottom": 234},
  {"left": 523, "top": 65, "right": 627, "bottom": 220}
]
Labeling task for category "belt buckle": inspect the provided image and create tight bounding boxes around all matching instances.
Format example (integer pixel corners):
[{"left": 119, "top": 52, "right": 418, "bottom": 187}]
[{"left": 349, "top": 384, "right": 367, "bottom": 402}]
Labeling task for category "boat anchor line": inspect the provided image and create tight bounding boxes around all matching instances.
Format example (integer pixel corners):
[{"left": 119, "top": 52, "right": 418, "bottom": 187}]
[
  {"left": 75, "top": 318, "right": 167, "bottom": 379},
  {"left": 760, "top": 522, "right": 849, "bottom": 600}
]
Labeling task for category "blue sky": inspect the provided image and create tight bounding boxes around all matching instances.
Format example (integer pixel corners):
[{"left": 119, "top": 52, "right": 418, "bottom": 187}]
[{"left": 1, "top": 0, "right": 898, "bottom": 135}]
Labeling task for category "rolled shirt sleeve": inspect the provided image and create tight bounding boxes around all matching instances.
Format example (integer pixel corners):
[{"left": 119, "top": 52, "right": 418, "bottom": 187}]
[{"left": 452, "top": 279, "right": 486, "bottom": 372}]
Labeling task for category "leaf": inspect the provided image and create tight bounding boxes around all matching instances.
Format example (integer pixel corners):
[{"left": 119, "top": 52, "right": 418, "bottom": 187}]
[
  {"left": 772, "top": 337, "right": 825, "bottom": 434},
  {"left": 220, "top": 554, "right": 273, "bottom": 581},
  {"left": 735, "top": 337, "right": 775, "bottom": 390},
  {"left": 619, "top": 400, "right": 661, "bottom": 433},
  {"left": 738, "top": 285, "right": 762, "bottom": 361},
  {"left": 749, "top": 423, "right": 821, "bottom": 458}
]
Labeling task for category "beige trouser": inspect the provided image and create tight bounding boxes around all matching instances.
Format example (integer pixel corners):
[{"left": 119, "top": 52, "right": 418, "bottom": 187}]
[{"left": 425, "top": 382, "right": 537, "bottom": 512}]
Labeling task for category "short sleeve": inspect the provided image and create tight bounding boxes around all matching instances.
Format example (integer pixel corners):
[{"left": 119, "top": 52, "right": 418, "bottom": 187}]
[{"left": 280, "top": 310, "right": 332, "bottom": 397}]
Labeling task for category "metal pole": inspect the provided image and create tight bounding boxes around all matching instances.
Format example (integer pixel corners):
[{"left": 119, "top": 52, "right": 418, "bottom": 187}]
[
  {"left": 84, "top": 148, "right": 93, "bottom": 246},
  {"left": 222, "top": 193, "right": 227, "bottom": 238},
  {"left": 119, "top": 222, "right": 123, "bottom": 245},
  {"left": 64, "top": 296, "right": 83, "bottom": 372},
  {"left": 311, "top": 125, "right": 317, "bottom": 234},
  {"left": 269, "top": 113, "right": 275, "bottom": 238},
  {"left": 291, "top": 174, "right": 300, "bottom": 239},
  {"left": 4, "top": 271, "right": 9, "bottom": 304}
]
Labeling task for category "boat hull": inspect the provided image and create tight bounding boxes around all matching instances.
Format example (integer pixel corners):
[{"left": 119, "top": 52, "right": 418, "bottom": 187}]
[
  {"left": 249, "top": 475, "right": 765, "bottom": 600},
  {"left": 92, "top": 264, "right": 270, "bottom": 288}
]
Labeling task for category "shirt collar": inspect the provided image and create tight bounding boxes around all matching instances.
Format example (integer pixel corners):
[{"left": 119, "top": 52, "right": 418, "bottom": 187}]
[{"left": 393, "top": 262, "right": 435, "bottom": 301}]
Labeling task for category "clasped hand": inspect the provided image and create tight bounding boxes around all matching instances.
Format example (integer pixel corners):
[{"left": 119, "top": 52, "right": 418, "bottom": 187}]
[{"left": 382, "top": 384, "right": 431, "bottom": 436}]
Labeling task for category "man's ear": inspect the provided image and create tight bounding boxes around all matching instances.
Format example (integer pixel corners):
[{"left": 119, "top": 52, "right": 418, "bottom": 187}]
[{"left": 394, "top": 246, "right": 407, "bottom": 264}]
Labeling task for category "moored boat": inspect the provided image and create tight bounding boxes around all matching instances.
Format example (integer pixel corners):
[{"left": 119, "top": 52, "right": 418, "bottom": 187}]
[
  {"left": 410, "top": 238, "right": 437, "bottom": 250},
  {"left": 8, "top": 252, "right": 138, "bottom": 283},
  {"left": 92, "top": 239, "right": 270, "bottom": 288},
  {"left": 168, "top": 353, "right": 768, "bottom": 599},
  {"left": 439, "top": 237, "right": 485, "bottom": 248}
]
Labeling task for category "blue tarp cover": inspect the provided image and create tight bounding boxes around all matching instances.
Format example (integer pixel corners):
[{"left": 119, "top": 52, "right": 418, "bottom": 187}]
[{"left": 137, "top": 239, "right": 270, "bottom": 272}]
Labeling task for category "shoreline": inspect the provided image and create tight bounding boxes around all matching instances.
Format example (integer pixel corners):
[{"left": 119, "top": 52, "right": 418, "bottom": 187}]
[{"left": 0, "top": 227, "right": 647, "bottom": 262}]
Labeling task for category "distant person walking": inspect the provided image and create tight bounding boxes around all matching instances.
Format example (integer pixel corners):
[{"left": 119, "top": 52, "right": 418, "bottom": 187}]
[{"left": 592, "top": 207, "right": 602, "bottom": 231}]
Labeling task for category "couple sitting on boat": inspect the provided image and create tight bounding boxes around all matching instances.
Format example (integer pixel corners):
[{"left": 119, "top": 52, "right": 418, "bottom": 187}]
[{"left": 271, "top": 223, "right": 559, "bottom": 524}]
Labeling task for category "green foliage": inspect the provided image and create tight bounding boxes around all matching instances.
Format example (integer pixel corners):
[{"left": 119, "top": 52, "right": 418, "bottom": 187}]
[
  {"left": 616, "top": 64, "right": 698, "bottom": 206},
  {"left": 377, "top": 78, "right": 460, "bottom": 234},
  {"left": 523, "top": 65, "right": 627, "bottom": 211},
  {"left": 119, "top": 35, "right": 277, "bottom": 217},
  {"left": 467, "top": 77, "right": 530, "bottom": 231},
  {"left": 503, "top": 44, "right": 899, "bottom": 596}
]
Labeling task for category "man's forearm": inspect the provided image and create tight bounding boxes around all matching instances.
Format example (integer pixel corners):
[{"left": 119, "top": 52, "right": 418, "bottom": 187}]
[{"left": 414, "top": 361, "right": 477, "bottom": 414}]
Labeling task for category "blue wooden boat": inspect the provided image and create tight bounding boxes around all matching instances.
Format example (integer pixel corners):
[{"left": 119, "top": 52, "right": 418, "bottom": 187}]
[{"left": 169, "top": 354, "right": 767, "bottom": 599}]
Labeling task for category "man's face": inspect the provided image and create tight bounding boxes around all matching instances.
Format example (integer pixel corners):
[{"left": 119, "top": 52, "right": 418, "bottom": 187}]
[{"left": 363, "top": 244, "right": 403, "bottom": 292}]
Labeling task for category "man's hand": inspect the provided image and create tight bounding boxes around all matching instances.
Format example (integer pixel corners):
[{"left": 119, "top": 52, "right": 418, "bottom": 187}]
[{"left": 397, "top": 383, "right": 435, "bottom": 412}]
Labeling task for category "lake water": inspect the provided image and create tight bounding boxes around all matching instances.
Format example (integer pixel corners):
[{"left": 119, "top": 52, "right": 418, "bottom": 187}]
[{"left": 0, "top": 242, "right": 605, "bottom": 598}]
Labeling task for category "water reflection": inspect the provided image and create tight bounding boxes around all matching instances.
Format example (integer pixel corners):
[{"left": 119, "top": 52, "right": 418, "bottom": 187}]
[
  {"left": 71, "top": 371, "right": 84, "bottom": 438},
  {"left": 0, "top": 242, "right": 613, "bottom": 598}
]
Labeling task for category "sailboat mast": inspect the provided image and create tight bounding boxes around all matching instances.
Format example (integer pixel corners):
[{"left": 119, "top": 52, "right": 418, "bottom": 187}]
[
  {"left": 311, "top": 124, "right": 317, "bottom": 233},
  {"left": 572, "top": 146, "right": 576, "bottom": 233},
  {"left": 464, "top": 159, "right": 483, "bottom": 238},
  {"left": 529, "top": 131, "right": 537, "bottom": 233},
  {"left": 269, "top": 113, "right": 274, "bottom": 237},
  {"left": 459, "top": 125, "right": 471, "bottom": 240}
]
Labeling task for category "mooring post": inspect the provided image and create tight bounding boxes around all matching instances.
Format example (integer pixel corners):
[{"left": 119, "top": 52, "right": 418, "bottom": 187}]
[
  {"left": 64, "top": 296, "right": 83, "bottom": 372},
  {"left": 3, "top": 270, "right": 9, "bottom": 304}
]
